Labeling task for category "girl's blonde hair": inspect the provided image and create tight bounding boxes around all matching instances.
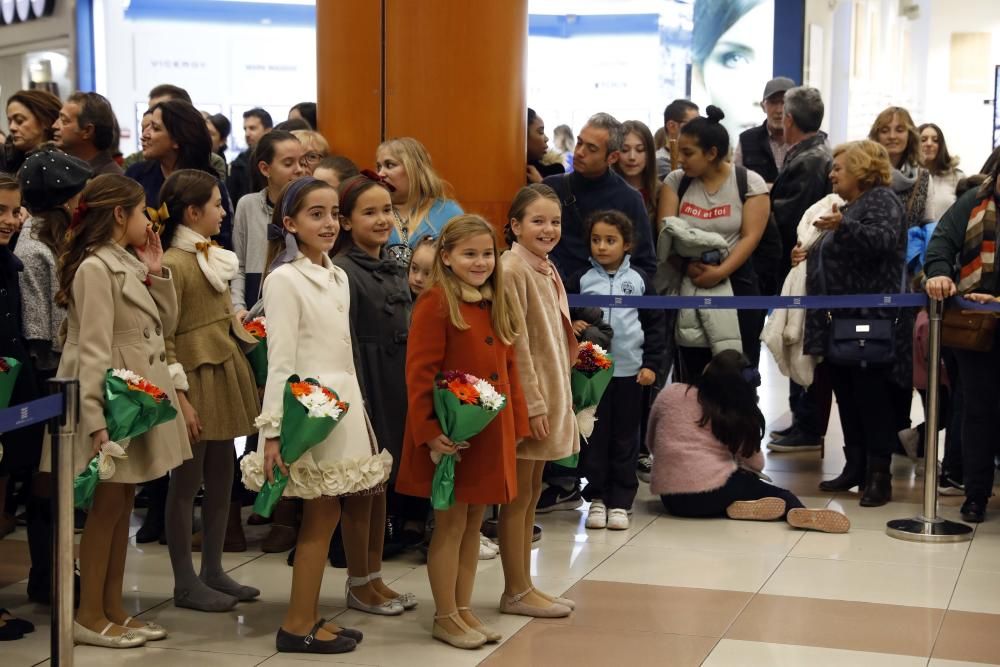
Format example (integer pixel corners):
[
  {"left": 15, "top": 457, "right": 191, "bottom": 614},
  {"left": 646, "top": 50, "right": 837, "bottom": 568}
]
[
  {"left": 56, "top": 174, "right": 145, "bottom": 306},
  {"left": 292, "top": 129, "right": 330, "bottom": 156},
  {"left": 868, "top": 106, "right": 920, "bottom": 169},
  {"left": 378, "top": 137, "right": 453, "bottom": 222},
  {"left": 429, "top": 214, "right": 520, "bottom": 345}
]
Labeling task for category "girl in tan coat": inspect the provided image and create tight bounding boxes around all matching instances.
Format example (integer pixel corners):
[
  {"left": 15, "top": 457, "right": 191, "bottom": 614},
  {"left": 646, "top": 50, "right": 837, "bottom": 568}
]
[
  {"left": 158, "top": 170, "right": 261, "bottom": 612},
  {"left": 498, "top": 184, "right": 579, "bottom": 618},
  {"left": 53, "top": 174, "right": 191, "bottom": 648}
]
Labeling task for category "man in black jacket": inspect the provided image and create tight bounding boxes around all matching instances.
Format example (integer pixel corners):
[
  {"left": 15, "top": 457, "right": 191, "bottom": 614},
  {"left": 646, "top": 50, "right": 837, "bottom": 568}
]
[
  {"left": 228, "top": 108, "right": 273, "bottom": 207},
  {"left": 766, "top": 86, "right": 834, "bottom": 454},
  {"left": 734, "top": 77, "right": 795, "bottom": 184}
]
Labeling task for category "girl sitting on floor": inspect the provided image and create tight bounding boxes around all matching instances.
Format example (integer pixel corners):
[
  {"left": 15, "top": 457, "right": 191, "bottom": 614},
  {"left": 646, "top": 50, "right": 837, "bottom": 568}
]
[{"left": 648, "top": 350, "right": 849, "bottom": 533}]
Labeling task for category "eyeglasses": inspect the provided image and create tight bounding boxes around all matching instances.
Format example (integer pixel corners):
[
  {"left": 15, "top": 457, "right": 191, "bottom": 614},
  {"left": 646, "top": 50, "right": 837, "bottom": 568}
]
[{"left": 300, "top": 152, "right": 324, "bottom": 167}]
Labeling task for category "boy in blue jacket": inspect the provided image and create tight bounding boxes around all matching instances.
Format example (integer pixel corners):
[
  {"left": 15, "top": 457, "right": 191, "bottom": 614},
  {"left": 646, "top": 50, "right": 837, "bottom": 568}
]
[{"left": 566, "top": 210, "right": 666, "bottom": 530}]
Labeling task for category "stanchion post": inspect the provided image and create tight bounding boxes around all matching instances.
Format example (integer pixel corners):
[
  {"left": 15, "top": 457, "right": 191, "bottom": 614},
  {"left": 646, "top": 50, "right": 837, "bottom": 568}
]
[
  {"left": 48, "top": 379, "right": 78, "bottom": 667},
  {"left": 886, "top": 299, "right": 972, "bottom": 542}
]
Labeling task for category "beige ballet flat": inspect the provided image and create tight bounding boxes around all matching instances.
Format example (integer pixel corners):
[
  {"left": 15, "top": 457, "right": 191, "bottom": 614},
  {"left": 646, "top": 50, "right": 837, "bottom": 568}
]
[
  {"left": 123, "top": 615, "right": 168, "bottom": 640},
  {"left": 73, "top": 621, "right": 146, "bottom": 649},
  {"left": 458, "top": 607, "right": 502, "bottom": 643},
  {"left": 500, "top": 589, "right": 571, "bottom": 618},
  {"left": 532, "top": 587, "right": 575, "bottom": 610},
  {"left": 432, "top": 612, "right": 487, "bottom": 649}
]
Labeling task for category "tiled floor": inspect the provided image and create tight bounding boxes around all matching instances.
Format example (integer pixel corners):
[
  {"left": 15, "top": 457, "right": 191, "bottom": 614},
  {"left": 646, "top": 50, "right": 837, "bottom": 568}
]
[{"left": 2, "top": 357, "right": 1000, "bottom": 666}]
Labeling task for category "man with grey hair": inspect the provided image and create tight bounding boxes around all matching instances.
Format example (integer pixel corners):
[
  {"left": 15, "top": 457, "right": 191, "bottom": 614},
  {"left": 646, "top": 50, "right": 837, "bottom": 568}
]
[
  {"left": 544, "top": 112, "right": 656, "bottom": 281},
  {"left": 766, "top": 85, "right": 833, "bottom": 455}
]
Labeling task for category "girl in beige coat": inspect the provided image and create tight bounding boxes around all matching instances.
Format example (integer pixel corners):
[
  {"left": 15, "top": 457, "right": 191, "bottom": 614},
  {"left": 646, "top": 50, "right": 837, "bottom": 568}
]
[
  {"left": 52, "top": 174, "right": 191, "bottom": 648},
  {"left": 498, "top": 184, "right": 579, "bottom": 618}
]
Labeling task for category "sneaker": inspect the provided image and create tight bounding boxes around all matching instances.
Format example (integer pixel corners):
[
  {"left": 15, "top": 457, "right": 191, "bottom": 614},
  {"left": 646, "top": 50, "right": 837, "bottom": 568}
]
[
  {"left": 770, "top": 424, "right": 795, "bottom": 439},
  {"left": 606, "top": 508, "right": 629, "bottom": 531},
  {"left": 938, "top": 476, "right": 965, "bottom": 496},
  {"left": 480, "top": 533, "right": 499, "bottom": 554},
  {"left": 535, "top": 484, "right": 583, "bottom": 514},
  {"left": 897, "top": 428, "right": 920, "bottom": 461},
  {"left": 636, "top": 455, "right": 653, "bottom": 483},
  {"left": 766, "top": 428, "right": 823, "bottom": 452},
  {"left": 585, "top": 500, "right": 607, "bottom": 529},
  {"left": 478, "top": 535, "right": 498, "bottom": 560}
]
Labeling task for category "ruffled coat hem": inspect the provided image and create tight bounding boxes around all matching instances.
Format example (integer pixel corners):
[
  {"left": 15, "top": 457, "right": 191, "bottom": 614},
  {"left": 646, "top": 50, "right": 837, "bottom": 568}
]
[{"left": 240, "top": 449, "right": 392, "bottom": 499}]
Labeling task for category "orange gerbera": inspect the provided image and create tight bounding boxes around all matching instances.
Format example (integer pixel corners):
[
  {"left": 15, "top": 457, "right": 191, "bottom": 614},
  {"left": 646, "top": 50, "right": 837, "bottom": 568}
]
[
  {"left": 243, "top": 319, "right": 266, "bottom": 338},
  {"left": 127, "top": 378, "right": 168, "bottom": 402},
  {"left": 447, "top": 378, "right": 480, "bottom": 405},
  {"left": 290, "top": 381, "right": 315, "bottom": 398}
]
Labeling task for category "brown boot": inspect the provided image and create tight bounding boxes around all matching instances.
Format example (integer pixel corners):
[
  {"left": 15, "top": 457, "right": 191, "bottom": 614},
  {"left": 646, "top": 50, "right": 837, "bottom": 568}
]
[
  {"left": 261, "top": 499, "right": 298, "bottom": 553},
  {"left": 192, "top": 502, "right": 247, "bottom": 553}
]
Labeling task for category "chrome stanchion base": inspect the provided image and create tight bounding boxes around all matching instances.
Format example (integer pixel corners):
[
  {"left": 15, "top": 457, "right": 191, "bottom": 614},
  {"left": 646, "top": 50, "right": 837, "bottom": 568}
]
[{"left": 886, "top": 516, "right": 973, "bottom": 543}]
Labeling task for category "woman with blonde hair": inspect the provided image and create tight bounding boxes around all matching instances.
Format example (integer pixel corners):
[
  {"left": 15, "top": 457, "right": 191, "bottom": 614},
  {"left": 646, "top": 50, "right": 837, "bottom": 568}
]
[
  {"left": 796, "top": 140, "right": 907, "bottom": 507},
  {"left": 375, "top": 137, "right": 463, "bottom": 263},
  {"left": 291, "top": 129, "right": 330, "bottom": 176}
]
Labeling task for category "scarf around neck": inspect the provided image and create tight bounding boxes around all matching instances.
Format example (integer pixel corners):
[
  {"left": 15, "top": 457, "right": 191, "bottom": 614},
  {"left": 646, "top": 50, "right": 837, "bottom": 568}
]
[
  {"left": 510, "top": 241, "right": 571, "bottom": 322},
  {"left": 171, "top": 224, "right": 239, "bottom": 292},
  {"left": 958, "top": 193, "right": 997, "bottom": 293},
  {"left": 458, "top": 282, "right": 494, "bottom": 303}
]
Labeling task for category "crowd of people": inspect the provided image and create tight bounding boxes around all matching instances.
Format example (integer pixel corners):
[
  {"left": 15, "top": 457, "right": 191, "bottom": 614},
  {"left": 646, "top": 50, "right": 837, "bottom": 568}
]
[{"left": 0, "top": 73, "right": 998, "bottom": 655}]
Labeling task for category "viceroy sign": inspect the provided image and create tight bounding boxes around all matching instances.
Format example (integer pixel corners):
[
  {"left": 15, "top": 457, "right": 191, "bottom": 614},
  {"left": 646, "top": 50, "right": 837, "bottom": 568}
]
[{"left": 0, "top": 0, "right": 55, "bottom": 26}]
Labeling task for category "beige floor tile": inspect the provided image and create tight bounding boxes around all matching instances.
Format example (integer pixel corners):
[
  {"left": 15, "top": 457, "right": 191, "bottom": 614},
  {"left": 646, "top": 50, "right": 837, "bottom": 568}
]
[
  {"left": 584, "top": 544, "right": 785, "bottom": 592},
  {"left": 527, "top": 537, "right": 620, "bottom": 580},
  {"left": 703, "top": 639, "right": 929, "bottom": 667},
  {"left": 963, "top": 534, "right": 1000, "bottom": 573},
  {"left": 930, "top": 660, "right": 1000, "bottom": 667},
  {"left": 480, "top": 622, "right": 716, "bottom": 667},
  {"left": 789, "top": 527, "right": 971, "bottom": 568},
  {"left": 136, "top": 600, "right": 297, "bottom": 656},
  {"left": 725, "top": 593, "right": 943, "bottom": 657},
  {"left": 537, "top": 580, "right": 751, "bottom": 637},
  {"left": 628, "top": 514, "right": 806, "bottom": 555},
  {"left": 825, "top": 499, "right": 969, "bottom": 532},
  {"left": 932, "top": 609, "right": 1000, "bottom": 665},
  {"left": 43, "top": 646, "right": 267, "bottom": 667},
  {"left": 949, "top": 569, "right": 1000, "bottom": 614},
  {"left": 761, "top": 556, "right": 958, "bottom": 608},
  {"left": 258, "top": 657, "right": 374, "bottom": 667},
  {"left": 533, "top": 506, "right": 657, "bottom": 546}
]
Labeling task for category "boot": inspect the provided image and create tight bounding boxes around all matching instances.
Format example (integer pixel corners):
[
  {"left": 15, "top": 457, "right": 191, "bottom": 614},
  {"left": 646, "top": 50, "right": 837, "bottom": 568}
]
[
  {"left": 136, "top": 475, "right": 168, "bottom": 544},
  {"left": 261, "top": 499, "right": 298, "bottom": 553},
  {"left": 192, "top": 501, "right": 246, "bottom": 553},
  {"left": 860, "top": 459, "right": 892, "bottom": 507},
  {"left": 819, "top": 448, "right": 866, "bottom": 492}
]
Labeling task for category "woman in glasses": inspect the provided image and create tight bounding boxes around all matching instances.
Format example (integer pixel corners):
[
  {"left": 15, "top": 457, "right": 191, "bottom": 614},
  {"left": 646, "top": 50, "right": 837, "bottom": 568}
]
[{"left": 291, "top": 130, "right": 329, "bottom": 176}]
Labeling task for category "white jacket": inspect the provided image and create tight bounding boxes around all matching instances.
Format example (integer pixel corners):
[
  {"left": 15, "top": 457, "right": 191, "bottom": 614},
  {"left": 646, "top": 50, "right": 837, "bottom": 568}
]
[{"left": 761, "top": 193, "right": 844, "bottom": 386}]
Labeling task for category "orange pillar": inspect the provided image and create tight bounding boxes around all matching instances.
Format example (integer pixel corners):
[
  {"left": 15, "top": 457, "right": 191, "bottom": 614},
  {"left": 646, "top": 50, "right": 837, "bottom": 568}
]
[{"left": 317, "top": 0, "right": 528, "bottom": 228}]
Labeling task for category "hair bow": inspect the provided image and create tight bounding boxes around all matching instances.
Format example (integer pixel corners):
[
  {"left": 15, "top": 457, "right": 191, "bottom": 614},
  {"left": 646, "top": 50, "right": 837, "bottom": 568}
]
[
  {"left": 267, "top": 221, "right": 299, "bottom": 271},
  {"left": 69, "top": 200, "right": 88, "bottom": 233},
  {"left": 195, "top": 240, "right": 219, "bottom": 258},
  {"left": 359, "top": 169, "right": 396, "bottom": 192},
  {"left": 145, "top": 203, "right": 170, "bottom": 235}
]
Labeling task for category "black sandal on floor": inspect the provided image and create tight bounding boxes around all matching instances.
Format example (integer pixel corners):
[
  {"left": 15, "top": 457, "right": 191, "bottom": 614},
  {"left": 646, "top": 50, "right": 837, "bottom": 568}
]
[
  {"left": 0, "top": 609, "right": 34, "bottom": 634},
  {"left": 275, "top": 619, "right": 357, "bottom": 654}
]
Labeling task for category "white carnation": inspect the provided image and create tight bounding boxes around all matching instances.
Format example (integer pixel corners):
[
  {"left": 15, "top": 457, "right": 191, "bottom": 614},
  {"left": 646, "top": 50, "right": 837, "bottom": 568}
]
[
  {"left": 474, "top": 379, "right": 505, "bottom": 411},
  {"left": 111, "top": 369, "right": 144, "bottom": 384}
]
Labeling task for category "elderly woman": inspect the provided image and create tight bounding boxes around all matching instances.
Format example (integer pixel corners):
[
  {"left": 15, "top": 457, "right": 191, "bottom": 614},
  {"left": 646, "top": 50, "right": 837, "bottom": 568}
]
[
  {"left": 291, "top": 129, "right": 329, "bottom": 176},
  {"left": 924, "top": 156, "right": 1000, "bottom": 523},
  {"left": 797, "top": 141, "right": 907, "bottom": 507}
]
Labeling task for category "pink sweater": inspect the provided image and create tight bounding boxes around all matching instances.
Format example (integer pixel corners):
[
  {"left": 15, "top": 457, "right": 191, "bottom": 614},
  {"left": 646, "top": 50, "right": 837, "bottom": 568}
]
[{"left": 647, "top": 383, "right": 764, "bottom": 495}]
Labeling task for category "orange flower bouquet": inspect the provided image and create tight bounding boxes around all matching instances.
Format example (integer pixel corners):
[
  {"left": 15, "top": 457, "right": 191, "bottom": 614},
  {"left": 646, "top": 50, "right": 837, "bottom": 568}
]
[
  {"left": 243, "top": 317, "right": 268, "bottom": 385},
  {"left": 431, "top": 371, "right": 507, "bottom": 509},
  {"left": 555, "top": 342, "right": 615, "bottom": 468},
  {"left": 252, "top": 375, "right": 350, "bottom": 517}
]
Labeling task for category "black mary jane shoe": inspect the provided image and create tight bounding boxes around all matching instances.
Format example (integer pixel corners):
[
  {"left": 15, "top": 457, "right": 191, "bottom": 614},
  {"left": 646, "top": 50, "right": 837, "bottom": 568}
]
[
  {"left": 275, "top": 620, "right": 357, "bottom": 654},
  {"left": 320, "top": 618, "right": 363, "bottom": 644},
  {"left": 0, "top": 609, "right": 34, "bottom": 635}
]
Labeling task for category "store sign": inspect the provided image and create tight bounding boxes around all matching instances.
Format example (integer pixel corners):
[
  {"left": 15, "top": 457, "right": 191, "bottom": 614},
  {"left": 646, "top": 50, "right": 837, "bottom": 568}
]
[{"left": 0, "top": 0, "right": 55, "bottom": 25}]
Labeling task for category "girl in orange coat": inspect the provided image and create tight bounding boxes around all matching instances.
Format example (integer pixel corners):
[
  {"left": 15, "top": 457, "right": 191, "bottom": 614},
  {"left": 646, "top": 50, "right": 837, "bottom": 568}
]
[{"left": 396, "top": 215, "right": 530, "bottom": 650}]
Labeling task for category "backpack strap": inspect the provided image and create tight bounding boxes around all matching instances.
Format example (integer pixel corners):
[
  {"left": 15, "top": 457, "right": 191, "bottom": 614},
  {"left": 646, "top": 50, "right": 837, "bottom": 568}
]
[
  {"left": 677, "top": 174, "right": 692, "bottom": 204},
  {"left": 735, "top": 165, "right": 749, "bottom": 204},
  {"left": 553, "top": 174, "right": 585, "bottom": 230}
]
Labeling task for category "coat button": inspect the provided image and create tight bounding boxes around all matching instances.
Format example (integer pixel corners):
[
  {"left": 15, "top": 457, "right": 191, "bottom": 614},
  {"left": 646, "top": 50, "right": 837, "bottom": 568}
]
[
  {"left": 338, "top": 304, "right": 345, "bottom": 312},
  {"left": 490, "top": 373, "right": 499, "bottom": 381},
  {"left": 159, "top": 352, "right": 166, "bottom": 362},
  {"left": 347, "top": 368, "right": 355, "bottom": 375},
  {"left": 485, "top": 336, "right": 494, "bottom": 345},
  {"left": 155, "top": 325, "right": 162, "bottom": 335},
  {"left": 148, "top": 355, "right": 154, "bottom": 364},
  {"left": 143, "top": 328, "right": 150, "bottom": 338}
]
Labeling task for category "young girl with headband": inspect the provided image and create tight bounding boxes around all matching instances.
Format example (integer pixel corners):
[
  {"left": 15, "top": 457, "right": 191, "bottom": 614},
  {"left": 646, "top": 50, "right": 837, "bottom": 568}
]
[
  {"left": 157, "top": 169, "right": 262, "bottom": 612},
  {"left": 240, "top": 176, "right": 391, "bottom": 655},
  {"left": 47, "top": 174, "right": 191, "bottom": 648}
]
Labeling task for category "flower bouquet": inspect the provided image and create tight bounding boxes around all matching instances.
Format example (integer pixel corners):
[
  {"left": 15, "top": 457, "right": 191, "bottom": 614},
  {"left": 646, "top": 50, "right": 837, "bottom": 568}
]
[
  {"left": 74, "top": 369, "right": 179, "bottom": 509},
  {"left": 252, "top": 376, "right": 349, "bottom": 518},
  {"left": 430, "top": 371, "right": 507, "bottom": 510},
  {"left": 243, "top": 317, "right": 268, "bottom": 386},
  {"left": 554, "top": 342, "right": 615, "bottom": 468},
  {"left": 0, "top": 356, "right": 22, "bottom": 409}
]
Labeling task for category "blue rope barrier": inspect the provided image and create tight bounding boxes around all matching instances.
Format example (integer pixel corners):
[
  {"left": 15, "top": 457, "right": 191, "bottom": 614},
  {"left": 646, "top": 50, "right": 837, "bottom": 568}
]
[
  {"left": 0, "top": 394, "right": 64, "bottom": 433},
  {"left": 567, "top": 293, "right": 1000, "bottom": 312}
]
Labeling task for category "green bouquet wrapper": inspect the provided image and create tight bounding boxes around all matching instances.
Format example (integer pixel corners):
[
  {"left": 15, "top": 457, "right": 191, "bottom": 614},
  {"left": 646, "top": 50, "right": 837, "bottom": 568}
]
[
  {"left": 0, "top": 356, "right": 23, "bottom": 409},
  {"left": 252, "top": 376, "right": 349, "bottom": 518},
  {"left": 246, "top": 339, "right": 268, "bottom": 386},
  {"left": 74, "top": 370, "right": 179, "bottom": 509},
  {"left": 430, "top": 373, "right": 507, "bottom": 510},
  {"left": 552, "top": 357, "right": 616, "bottom": 469}
]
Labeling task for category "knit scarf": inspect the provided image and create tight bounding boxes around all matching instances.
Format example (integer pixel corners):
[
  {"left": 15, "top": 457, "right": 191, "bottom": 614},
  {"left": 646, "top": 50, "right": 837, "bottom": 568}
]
[
  {"left": 458, "top": 282, "right": 493, "bottom": 303},
  {"left": 171, "top": 224, "right": 239, "bottom": 293},
  {"left": 958, "top": 195, "right": 997, "bottom": 293}
]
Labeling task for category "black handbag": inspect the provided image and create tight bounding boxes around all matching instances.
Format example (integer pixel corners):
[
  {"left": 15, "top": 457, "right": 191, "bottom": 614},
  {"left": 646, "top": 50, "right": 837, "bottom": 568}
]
[{"left": 816, "top": 233, "right": 904, "bottom": 367}]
